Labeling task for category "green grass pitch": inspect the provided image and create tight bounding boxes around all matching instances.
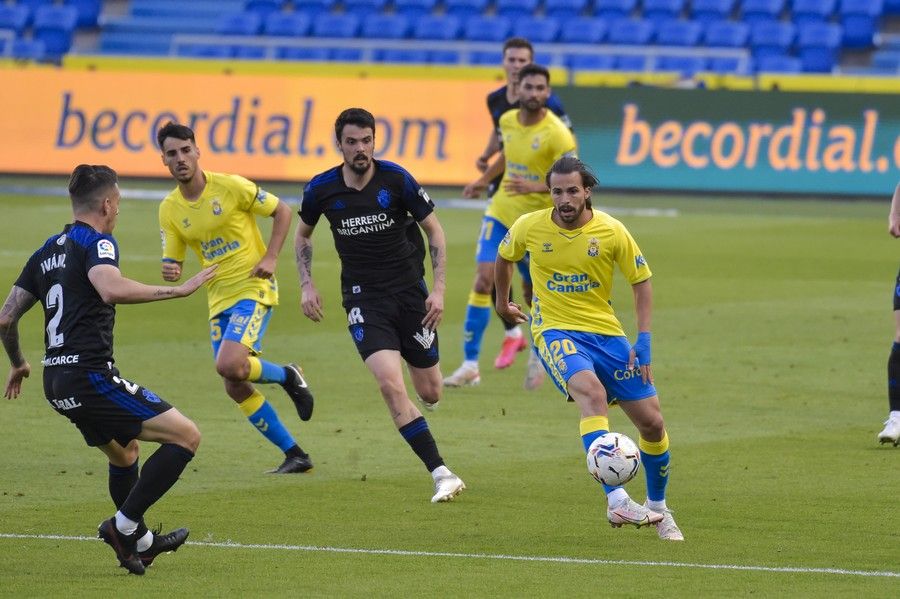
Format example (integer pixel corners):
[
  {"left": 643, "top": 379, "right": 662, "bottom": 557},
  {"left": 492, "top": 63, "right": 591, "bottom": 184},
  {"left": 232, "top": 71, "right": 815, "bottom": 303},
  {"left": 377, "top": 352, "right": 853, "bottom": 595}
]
[{"left": 0, "top": 184, "right": 897, "bottom": 597}]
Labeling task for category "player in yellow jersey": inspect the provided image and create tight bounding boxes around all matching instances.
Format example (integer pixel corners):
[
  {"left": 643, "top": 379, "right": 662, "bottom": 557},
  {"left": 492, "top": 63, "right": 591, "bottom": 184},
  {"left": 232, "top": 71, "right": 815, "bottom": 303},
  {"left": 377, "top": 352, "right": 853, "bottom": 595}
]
[
  {"left": 157, "top": 122, "right": 314, "bottom": 474},
  {"left": 445, "top": 64, "right": 576, "bottom": 390},
  {"left": 496, "top": 156, "right": 683, "bottom": 541}
]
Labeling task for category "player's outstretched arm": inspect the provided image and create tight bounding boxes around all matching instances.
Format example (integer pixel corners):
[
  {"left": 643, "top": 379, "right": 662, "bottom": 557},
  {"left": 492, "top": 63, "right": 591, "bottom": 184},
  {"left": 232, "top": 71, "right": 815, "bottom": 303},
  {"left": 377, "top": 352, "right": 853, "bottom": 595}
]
[
  {"left": 628, "top": 278, "right": 654, "bottom": 384},
  {"left": 88, "top": 264, "right": 217, "bottom": 305},
  {"left": 464, "top": 153, "right": 506, "bottom": 199},
  {"left": 494, "top": 255, "right": 528, "bottom": 325},
  {"left": 253, "top": 199, "right": 292, "bottom": 279},
  {"left": 0, "top": 286, "right": 37, "bottom": 399},
  {"left": 419, "top": 213, "right": 446, "bottom": 331},
  {"left": 890, "top": 182, "right": 900, "bottom": 238},
  {"left": 294, "top": 220, "right": 323, "bottom": 322}
]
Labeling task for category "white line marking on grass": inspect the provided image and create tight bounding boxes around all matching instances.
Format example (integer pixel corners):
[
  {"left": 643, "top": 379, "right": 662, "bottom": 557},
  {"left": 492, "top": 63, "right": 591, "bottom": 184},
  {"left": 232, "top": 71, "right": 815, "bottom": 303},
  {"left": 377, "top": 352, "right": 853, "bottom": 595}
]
[{"left": 1, "top": 533, "right": 896, "bottom": 578}]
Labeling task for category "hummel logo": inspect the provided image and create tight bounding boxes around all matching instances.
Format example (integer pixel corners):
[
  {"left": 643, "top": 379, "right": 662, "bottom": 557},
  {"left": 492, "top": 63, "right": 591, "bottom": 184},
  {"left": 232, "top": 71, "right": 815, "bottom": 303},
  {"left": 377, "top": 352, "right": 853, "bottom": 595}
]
[
  {"left": 413, "top": 327, "right": 435, "bottom": 349},
  {"left": 253, "top": 417, "right": 269, "bottom": 432}
]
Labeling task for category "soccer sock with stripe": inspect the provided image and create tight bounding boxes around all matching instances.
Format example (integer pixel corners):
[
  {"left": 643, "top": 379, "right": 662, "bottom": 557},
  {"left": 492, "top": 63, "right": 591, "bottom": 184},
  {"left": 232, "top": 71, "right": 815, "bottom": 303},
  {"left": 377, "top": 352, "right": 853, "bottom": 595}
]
[
  {"left": 119, "top": 443, "right": 194, "bottom": 525},
  {"left": 463, "top": 291, "right": 492, "bottom": 362},
  {"left": 580, "top": 415, "right": 621, "bottom": 497},
  {"left": 889, "top": 342, "right": 900, "bottom": 412},
  {"left": 247, "top": 356, "right": 287, "bottom": 385},
  {"left": 399, "top": 416, "right": 444, "bottom": 472},
  {"left": 238, "top": 389, "right": 299, "bottom": 452},
  {"left": 640, "top": 431, "right": 671, "bottom": 511}
]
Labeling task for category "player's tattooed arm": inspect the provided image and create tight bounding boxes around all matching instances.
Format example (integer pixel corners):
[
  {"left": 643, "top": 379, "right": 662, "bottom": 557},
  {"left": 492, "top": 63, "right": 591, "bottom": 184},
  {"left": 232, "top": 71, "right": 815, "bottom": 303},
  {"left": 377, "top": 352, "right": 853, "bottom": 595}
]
[
  {"left": 294, "top": 220, "right": 324, "bottom": 321},
  {"left": 419, "top": 214, "right": 447, "bottom": 293},
  {"left": 296, "top": 243, "right": 314, "bottom": 289},
  {"left": 0, "top": 286, "right": 37, "bottom": 368}
]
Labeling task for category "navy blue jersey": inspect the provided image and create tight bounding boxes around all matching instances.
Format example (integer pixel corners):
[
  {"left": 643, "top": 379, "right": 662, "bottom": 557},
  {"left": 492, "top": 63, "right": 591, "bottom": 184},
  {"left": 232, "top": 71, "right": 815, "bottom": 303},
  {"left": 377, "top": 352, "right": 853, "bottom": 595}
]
[
  {"left": 14, "top": 221, "right": 119, "bottom": 369},
  {"left": 486, "top": 85, "right": 573, "bottom": 133},
  {"left": 300, "top": 160, "right": 435, "bottom": 301}
]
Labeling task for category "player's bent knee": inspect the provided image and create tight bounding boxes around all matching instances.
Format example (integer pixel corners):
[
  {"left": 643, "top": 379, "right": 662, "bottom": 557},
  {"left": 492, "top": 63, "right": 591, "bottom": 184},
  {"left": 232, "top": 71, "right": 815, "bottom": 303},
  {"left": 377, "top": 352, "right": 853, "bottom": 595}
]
[
  {"left": 215, "top": 359, "right": 248, "bottom": 382},
  {"left": 176, "top": 418, "right": 202, "bottom": 453}
]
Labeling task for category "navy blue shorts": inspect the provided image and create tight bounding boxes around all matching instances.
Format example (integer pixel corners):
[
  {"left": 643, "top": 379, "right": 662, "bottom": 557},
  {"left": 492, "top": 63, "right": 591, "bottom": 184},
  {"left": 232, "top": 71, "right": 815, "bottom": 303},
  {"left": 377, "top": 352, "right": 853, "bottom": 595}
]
[
  {"left": 43, "top": 365, "right": 173, "bottom": 447},
  {"left": 343, "top": 283, "right": 439, "bottom": 368}
]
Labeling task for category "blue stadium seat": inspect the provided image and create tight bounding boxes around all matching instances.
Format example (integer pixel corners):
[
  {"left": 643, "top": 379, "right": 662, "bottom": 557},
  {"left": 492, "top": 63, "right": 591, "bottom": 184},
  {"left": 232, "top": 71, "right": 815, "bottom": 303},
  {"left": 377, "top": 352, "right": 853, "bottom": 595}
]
[
  {"left": 567, "top": 53, "right": 616, "bottom": 70},
  {"left": 496, "top": 0, "right": 540, "bottom": 18},
  {"left": 545, "top": 0, "right": 591, "bottom": 18},
  {"left": 178, "top": 43, "right": 234, "bottom": 59},
  {"left": 64, "top": 0, "right": 102, "bottom": 28},
  {"left": 311, "top": 13, "right": 360, "bottom": 38},
  {"left": 244, "top": 0, "right": 287, "bottom": 15},
  {"left": 32, "top": 5, "right": 78, "bottom": 59},
  {"left": 749, "top": 20, "right": 795, "bottom": 60},
  {"left": 11, "top": 38, "right": 46, "bottom": 61},
  {"left": 796, "top": 21, "right": 842, "bottom": 71},
  {"left": 394, "top": 0, "right": 439, "bottom": 18},
  {"left": 0, "top": 5, "right": 29, "bottom": 34},
  {"left": 412, "top": 15, "right": 462, "bottom": 40},
  {"left": 375, "top": 48, "right": 428, "bottom": 63},
  {"left": 642, "top": 0, "right": 686, "bottom": 24},
  {"left": 791, "top": 0, "right": 837, "bottom": 25},
  {"left": 234, "top": 45, "right": 269, "bottom": 59},
  {"left": 593, "top": 0, "right": 639, "bottom": 20},
  {"left": 839, "top": 0, "right": 883, "bottom": 48},
  {"left": 615, "top": 54, "right": 650, "bottom": 70},
  {"left": 740, "top": 0, "right": 787, "bottom": 23},
  {"left": 558, "top": 17, "right": 608, "bottom": 43},
  {"left": 655, "top": 19, "right": 703, "bottom": 45},
  {"left": 703, "top": 20, "right": 750, "bottom": 46},
  {"left": 512, "top": 16, "right": 562, "bottom": 43},
  {"left": 360, "top": 13, "right": 410, "bottom": 39},
  {"left": 871, "top": 49, "right": 900, "bottom": 71},
  {"left": 607, "top": 18, "right": 655, "bottom": 44},
  {"left": 330, "top": 48, "right": 364, "bottom": 61},
  {"left": 218, "top": 12, "right": 263, "bottom": 35},
  {"left": 291, "top": 0, "right": 336, "bottom": 17},
  {"left": 429, "top": 49, "right": 460, "bottom": 63},
  {"left": 469, "top": 50, "right": 502, "bottom": 64},
  {"left": 264, "top": 12, "right": 312, "bottom": 36},
  {"left": 15, "top": 0, "right": 52, "bottom": 16},
  {"left": 444, "top": 0, "right": 490, "bottom": 18},
  {"left": 343, "top": 0, "right": 389, "bottom": 17},
  {"left": 276, "top": 46, "right": 330, "bottom": 60},
  {"left": 690, "top": 0, "right": 735, "bottom": 23},
  {"left": 756, "top": 53, "right": 802, "bottom": 71},
  {"left": 886, "top": 0, "right": 900, "bottom": 13},
  {"left": 658, "top": 54, "right": 707, "bottom": 74},
  {"left": 707, "top": 55, "right": 752, "bottom": 72},
  {"left": 463, "top": 15, "right": 512, "bottom": 42}
]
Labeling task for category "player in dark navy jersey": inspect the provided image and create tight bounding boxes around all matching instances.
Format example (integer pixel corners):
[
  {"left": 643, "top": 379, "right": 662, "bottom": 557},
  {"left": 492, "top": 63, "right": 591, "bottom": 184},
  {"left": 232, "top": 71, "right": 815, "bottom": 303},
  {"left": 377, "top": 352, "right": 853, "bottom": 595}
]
[
  {"left": 294, "top": 107, "right": 465, "bottom": 503},
  {"left": 471, "top": 38, "right": 575, "bottom": 376},
  {"left": 0, "top": 164, "right": 216, "bottom": 575}
]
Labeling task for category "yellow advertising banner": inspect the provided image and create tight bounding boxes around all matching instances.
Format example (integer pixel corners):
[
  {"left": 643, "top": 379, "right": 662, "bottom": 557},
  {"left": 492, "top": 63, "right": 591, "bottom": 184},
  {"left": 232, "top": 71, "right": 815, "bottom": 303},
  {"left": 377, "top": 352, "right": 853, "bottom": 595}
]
[{"left": 0, "top": 69, "right": 497, "bottom": 185}]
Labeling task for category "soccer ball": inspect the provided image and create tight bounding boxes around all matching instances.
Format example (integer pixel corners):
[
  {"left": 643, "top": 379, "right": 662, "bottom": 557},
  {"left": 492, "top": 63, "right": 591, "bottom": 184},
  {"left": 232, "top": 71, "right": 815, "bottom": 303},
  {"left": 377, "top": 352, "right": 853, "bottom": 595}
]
[{"left": 586, "top": 432, "right": 641, "bottom": 486}]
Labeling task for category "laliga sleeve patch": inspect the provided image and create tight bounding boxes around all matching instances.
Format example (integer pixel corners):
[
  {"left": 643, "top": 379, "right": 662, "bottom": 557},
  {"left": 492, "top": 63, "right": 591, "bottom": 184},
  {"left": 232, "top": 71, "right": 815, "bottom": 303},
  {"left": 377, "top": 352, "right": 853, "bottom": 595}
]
[{"left": 97, "top": 239, "right": 116, "bottom": 261}]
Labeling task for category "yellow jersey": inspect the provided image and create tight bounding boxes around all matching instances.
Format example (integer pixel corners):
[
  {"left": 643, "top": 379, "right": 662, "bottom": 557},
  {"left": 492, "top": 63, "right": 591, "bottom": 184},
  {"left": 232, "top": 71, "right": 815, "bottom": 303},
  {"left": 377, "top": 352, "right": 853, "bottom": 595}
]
[
  {"left": 499, "top": 208, "right": 651, "bottom": 340},
  {"left": 486, "top": 109, "right": 577, "bottom": 229},
  {"left": 159, "top": 171, "right": 279, "bottom": 318}
]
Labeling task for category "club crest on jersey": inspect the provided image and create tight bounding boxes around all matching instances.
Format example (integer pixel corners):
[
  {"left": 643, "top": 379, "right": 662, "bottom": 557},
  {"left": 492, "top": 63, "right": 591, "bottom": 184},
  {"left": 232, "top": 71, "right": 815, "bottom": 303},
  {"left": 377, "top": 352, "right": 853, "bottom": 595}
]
[
  {"left": 182, "top": 218, "right": 191, "bottom": 228},
  {"left": 377, "top": 188, "right": 391, "bottom": 209},
  {"left": 333, "top": 199, "right": 346, "bottom": 210},
  {"left": 143, "top": 389, "right": 161, "bottom": 403},
  {"left": 500, "top": 232, "right": 511, "bottom": 246},
  {"left": 531, "top": 137, "right": 541, "bottom": 150},
  {"left": 212, "top": 199, "right": 222, "bottom": 215},
  {"left": 635, "top": 255, "right": 647, "bottom": 268},
  {"left": 556, "top": 358, "right": 568, "bottom": 373},
  {"left": 256, "top": 189, "right": 268, "bottom": 204},
  {"left": 542, "top": 242, "right": 553, "bottom": 253},
  {"left": 351, "top": 324, "right": 364, "bottom": 343},
  {"left": 418, "top": 187, "right": 432, "bottom": 205},
  {"left": 587, "top": 238, "right": 599, "bottom": 257},
  {"left": 97, "top": 239, "right": 116, "bottom": 260}
]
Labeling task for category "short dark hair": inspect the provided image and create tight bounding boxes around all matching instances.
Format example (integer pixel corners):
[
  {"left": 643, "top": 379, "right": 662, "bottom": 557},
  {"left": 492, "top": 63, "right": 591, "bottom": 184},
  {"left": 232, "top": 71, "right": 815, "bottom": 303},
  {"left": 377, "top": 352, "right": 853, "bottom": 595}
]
[
  {"left": 517, "top": 63, "right": 550, "bottom": 85},
  {"left": 68, "top": 164, "right": 118, "bottom": 213},
  {"left": 502, "top": 37, "right": 534, "bottom": 58},
  {"left": 545, "top": 156, "right": 598, "bottom": 190},
  {"left": 335, "top": 108, "right": 376, "bottom": 141},
  {"left": 156, "top": 121, "right": 195, "bottom": 149}
]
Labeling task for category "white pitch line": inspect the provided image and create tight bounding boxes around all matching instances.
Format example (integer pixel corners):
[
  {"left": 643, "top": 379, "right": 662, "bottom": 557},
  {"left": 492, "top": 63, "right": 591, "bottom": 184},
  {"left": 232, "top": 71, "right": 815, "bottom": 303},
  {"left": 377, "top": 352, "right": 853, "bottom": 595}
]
[{"left": 0, "top": 533, "right": 896, "bottom": 579}]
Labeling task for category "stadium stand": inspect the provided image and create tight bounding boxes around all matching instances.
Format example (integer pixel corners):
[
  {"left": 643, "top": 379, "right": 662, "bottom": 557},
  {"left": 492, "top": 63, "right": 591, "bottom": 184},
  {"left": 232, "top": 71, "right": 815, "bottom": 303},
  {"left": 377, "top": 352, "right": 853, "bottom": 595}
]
[{"left": 2, "top": 0, "right": 894, "bottom": 76}]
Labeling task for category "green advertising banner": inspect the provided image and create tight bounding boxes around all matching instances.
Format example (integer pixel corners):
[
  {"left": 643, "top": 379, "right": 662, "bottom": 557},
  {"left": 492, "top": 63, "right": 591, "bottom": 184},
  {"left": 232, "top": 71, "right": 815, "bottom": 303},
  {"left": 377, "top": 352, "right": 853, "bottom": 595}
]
[{"left": 557, "top": 86, "right": 900, "bottom": 196}]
